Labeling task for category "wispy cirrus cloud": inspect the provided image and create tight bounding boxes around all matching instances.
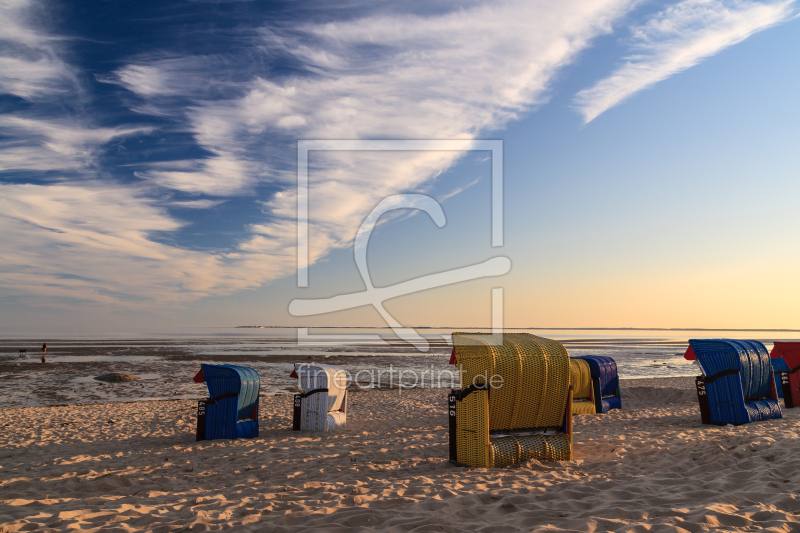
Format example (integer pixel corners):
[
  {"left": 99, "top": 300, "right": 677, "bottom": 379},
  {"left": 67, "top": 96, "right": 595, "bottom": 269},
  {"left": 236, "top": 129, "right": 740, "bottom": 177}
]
[
  {"left": 134, "top": 153, "right": 259, "bottom": 196},
  {"left": 109, "top": 57, "right": 265, "bottom": 195},
  {"left": 574, "top": 0, "right": 797, "bottom": 123},
  {"left": 0, "top": 116, "right": 152, "bottom": 173},
  {"left": 17, "top": 0, "right": 793, "bottom": 310},
  {"left": 117, "top": 0, "right": 641, "bottom": 276},
  {"left": 0, "top": 183, "right": 292, "bottom": 306},
  {"left": 235, "top": 0, "right": 641, "bottom": 264},
  {"left": 110, "top": 56, "right": 243, "bottom": 98},
  {"left": 0, "top": 1, "right": 152, "bottom": 177},
  {"left": 1, "top": 0, "right": 796, "bottom": 320},
  {"left": 0, "top": 0, "right": 76, "bottom": 100},
  {"left": 1, "top": 0, "right": 648, "bottom": 307},
  {"left": 168, "top": 199, "right": 227, "bottom": 209},
  {"left": 114, "top": 65, "right": 177, "bottom": 97}
]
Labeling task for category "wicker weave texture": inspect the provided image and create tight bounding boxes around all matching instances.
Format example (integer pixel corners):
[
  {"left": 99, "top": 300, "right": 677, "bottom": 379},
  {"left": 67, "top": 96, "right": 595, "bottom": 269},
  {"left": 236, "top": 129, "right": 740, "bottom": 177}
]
[
  {"left": 576, "top": 356, "right": 620, "bottom": 398},
  {"left": 295, "top": 363, "right": 347, "bottom": 431},
  {"left": 569, "top": 358, "right": 592, "bottom": 399},
  {"left": 200, "top": 364, "right": 260, "bottom": 440},
  {"left": 451, "top": 333, "right": 573, "bottom": 467},
  {"left": 489, "top": 434, "right": 573, "bottom": 468},
  {"left": 691, "top": 339, "right": 781, "bottom": 424},
  {"left": 572, "top": 400, "right": 597, "bottom": 415},
  {"left": 455, "top": 389, "right": 490, "bottom": 467},
  {"left": 571, "top": 355, "right": 622, "bottom": 413},
  {"left": 452, "top": 333, "right": 570, "bottom": 431},
  {"left": 490, "top": 436, "right": 518, "bottom": 468}
]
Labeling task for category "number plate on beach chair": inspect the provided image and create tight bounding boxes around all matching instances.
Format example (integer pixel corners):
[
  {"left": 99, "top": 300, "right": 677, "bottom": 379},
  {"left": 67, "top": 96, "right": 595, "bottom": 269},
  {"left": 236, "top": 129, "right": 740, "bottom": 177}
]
[
  {"left": 196, "top": 399, "right": 208, "bottom": 441},
  {"left": 695, "top": 378, "right": 711, "bottom": 425},
  {"left": 780, "top": 371, "right": 794, "bottom": 408}
]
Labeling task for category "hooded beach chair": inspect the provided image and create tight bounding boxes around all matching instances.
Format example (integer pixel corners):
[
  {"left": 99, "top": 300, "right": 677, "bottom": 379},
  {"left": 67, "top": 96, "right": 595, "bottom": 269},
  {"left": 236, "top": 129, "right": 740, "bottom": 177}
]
[
  {"left": 291, "top": 363, "right": 347, "bottom": 431},
  {"left": 192, "top": 364, "right": 260, "bottom": 441},
  {"left": 771, "top": 342, "right": 800, "bottom": 408},
  {"left": 448, "top": 333, "right": 573, "bottom": 468},
  {"left": 570, "top": 356, "right": 621, "bottom": 414},
  {"left": 685, "top": 339, "right": 781, "bottom": 425}
]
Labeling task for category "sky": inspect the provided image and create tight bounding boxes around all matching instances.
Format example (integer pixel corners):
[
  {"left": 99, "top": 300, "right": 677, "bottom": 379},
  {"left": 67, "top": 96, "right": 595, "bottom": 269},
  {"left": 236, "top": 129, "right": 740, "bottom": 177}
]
[{"left": 1, "top": 0, "right": 799, "bottom": 336}]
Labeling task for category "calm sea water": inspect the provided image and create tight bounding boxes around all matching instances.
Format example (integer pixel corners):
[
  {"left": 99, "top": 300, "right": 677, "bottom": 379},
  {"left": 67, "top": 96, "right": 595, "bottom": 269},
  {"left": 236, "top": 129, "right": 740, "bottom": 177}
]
[
  {"left": 4, "top": 326, "right": 798, "bottom": 379},
  {"left": 292, "top": 327, "right": 799, "bottom": 379},
  {"left": 1, "top": 328, "right": 797, "bottom": 407}
]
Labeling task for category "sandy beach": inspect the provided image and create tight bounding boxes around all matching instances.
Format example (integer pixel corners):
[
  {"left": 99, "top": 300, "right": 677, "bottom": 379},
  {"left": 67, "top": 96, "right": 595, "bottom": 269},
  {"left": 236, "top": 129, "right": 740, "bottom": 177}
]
[{"left": 3, "top": 377, "right": 800, "bottom": 532}]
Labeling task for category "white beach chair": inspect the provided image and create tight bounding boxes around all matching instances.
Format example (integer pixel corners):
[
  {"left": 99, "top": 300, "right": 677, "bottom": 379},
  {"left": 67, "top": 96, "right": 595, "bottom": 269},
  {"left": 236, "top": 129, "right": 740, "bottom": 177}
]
[{"left": 291, "top": 363, "right": 347, "bottom": 431}]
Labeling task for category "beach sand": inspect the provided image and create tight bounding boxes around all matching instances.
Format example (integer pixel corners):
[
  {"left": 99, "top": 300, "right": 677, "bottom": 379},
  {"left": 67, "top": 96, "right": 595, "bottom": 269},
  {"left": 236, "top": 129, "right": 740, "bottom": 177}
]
[{"left": 3, "top": 377, "right": 800, "bottom": 532}]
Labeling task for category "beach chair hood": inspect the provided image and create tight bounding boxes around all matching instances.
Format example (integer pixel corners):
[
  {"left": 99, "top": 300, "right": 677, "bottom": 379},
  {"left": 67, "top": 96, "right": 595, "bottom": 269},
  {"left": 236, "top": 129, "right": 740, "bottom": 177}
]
[
  {"left": 292, "top": 363, "right": 347, "bottom": 431},
  {"left": 690, "top": 339, "right": 781, "bottom": 425},
  {"left": 195, "top": 364, "right": 260, "bottom": 440},
  {"left": 448, "top": 333, "right": 573, "bottom": 468}
]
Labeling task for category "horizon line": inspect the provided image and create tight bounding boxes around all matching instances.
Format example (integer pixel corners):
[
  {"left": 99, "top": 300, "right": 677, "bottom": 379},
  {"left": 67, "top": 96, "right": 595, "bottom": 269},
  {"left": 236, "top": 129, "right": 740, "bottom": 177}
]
[{"left": 228, "top": 326, "right": 800, "bottom": 332}]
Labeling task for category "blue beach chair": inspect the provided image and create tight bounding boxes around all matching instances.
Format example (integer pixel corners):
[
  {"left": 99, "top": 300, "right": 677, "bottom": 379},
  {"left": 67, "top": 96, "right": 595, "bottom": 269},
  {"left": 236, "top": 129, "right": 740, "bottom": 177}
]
[
  {"left": 771, "top": 356, "right": 788, "bottom": 400},
  {"left": 688, "top": 339, "right": 781, "bottom": 425},
  {"left": 193, "top": 364, "right": 260, "bottom": 441},
  {"left": 572, "top": 356, "right": 622, "bottom": 413}
]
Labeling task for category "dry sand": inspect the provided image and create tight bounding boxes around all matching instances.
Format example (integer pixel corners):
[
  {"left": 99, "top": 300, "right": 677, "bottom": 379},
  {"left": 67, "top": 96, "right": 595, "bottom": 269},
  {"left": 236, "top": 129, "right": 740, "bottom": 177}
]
[{"left": 3, "top": 377, "right": 800, "bottom": 532}]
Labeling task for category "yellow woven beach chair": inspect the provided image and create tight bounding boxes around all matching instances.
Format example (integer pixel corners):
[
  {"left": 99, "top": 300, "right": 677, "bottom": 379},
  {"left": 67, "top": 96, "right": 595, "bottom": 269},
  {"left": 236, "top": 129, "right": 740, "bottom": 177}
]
[
  {"left": 448, "top": 333, "right": 573, "bottom": 468},
  {"left": 570, "top": 358, "right": 597, "bottom": 415}
]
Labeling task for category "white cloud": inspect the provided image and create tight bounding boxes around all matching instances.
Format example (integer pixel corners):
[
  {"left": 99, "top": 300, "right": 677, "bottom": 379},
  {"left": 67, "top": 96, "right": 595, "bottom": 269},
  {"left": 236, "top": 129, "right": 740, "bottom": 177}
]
[
  {"left": 110, "top": 57, "right": 239, "bottom": 97},
  {"left": 108, "top": 64, "right": 264, "bottom": 194},
  {"left": 136, "top": 152, "right": 258, "bottom": 196},
  {"left": 169, "top": 199, "right": 227, "bottom": 209},
  {"left": 0, "top": 0, "right": 76, "bottom": 100},
  {"left": 118, "top": 0, "right": 641, "bottom": 282},
  {"left": 574, "top": 0, "right": 796, "bottom": 123},
  {"left": 0, "top": 1, "right": 152, "bottom": 175},
  {"left": 23, "top": 0, "right": 771, "bottom": 308},
  {"left": 0, "top": 183, "right": 291, "bottom": 305},
  {"left": 114, "top": 65, "right": 175, "bottom": 97},
  {"left": 0, "top": 55, "right": 71, "bottom": 100},
  {"left": 0, "top": 116, "right": 152, "bottom": 172},
  {"left": 2, "top": 0, "right": 796, "bottom": 312},
  {"left": 233, "top": 0, "right": 641, "bottom": 269}
]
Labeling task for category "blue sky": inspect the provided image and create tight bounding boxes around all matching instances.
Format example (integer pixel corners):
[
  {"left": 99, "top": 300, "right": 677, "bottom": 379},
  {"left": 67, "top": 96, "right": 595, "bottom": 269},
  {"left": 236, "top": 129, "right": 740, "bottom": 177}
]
[{"left": 1, "top": 0, "right": 799, "bottom": 335}]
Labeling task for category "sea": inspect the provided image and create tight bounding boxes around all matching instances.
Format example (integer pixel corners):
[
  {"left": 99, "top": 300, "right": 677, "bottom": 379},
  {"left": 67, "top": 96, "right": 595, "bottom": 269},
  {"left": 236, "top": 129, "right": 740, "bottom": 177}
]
[{"left": 1, "top": 327, "right": 797, "bottom": 408}]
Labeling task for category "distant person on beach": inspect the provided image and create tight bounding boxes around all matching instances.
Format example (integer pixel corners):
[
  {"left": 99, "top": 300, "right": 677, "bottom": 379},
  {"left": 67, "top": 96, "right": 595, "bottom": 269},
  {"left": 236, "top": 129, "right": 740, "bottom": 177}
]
[{"left": 41, "top": 343, "right": 46, "bottom": 364}]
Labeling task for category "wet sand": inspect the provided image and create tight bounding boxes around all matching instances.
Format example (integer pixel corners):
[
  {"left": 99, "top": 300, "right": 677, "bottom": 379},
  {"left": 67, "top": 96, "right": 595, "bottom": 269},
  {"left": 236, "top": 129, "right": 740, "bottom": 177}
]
[{"left": 0, "top": 339, "right": 452, "bottom": 407}]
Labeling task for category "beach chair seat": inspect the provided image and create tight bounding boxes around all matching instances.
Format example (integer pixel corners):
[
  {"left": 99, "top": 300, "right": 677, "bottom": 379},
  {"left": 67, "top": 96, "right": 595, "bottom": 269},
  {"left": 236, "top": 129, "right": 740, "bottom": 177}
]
[
  {"left": 292, "top": 363, "right": 347, "bottom": 431},
  {"left": 687, "top": 339, "right": 781, "bottom": 425},
  {"left": 771, "top": 342, "right": 800, "bottom": 407},
  {"left": 193, "top": 364, "right": 260, "bottom": 441},
  {"left": 448, "top": 333, "right": 573, "bottom": 468}
]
